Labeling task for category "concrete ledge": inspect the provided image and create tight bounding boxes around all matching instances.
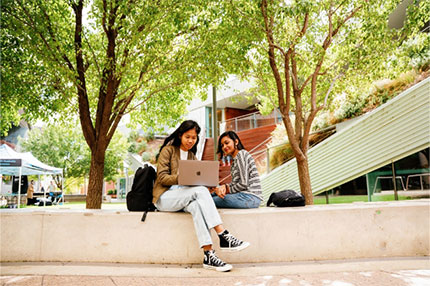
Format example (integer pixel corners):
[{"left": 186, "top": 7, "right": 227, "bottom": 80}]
[{"left": 1, "top": 200, "right": 429, "bottom": 264}]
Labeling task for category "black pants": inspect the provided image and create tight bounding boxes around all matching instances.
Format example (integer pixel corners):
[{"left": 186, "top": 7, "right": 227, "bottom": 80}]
[{"left": 27, "top": 198, "right": 38, "bottom": 205}]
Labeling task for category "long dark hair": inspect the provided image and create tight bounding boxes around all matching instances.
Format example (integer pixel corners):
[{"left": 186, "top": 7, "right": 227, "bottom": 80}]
[
  {"left": 157, "top": 120, "right": 201, "bottom": 160},
  {"left": 217, "top": 130, "right": 245, "bottom": 159}
]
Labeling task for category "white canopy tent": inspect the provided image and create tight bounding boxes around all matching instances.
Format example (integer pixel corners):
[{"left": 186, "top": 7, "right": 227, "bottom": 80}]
[{"left": 0, "top": 144, "right": 63, "bottom": 208}]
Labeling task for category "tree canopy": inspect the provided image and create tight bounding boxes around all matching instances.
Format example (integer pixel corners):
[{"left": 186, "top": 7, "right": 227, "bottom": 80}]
[
  {"left": 3, "top": 0, "right": 427, "bottom": 207},
  {"left": 1, "top": 0, "right": 254, "bottom": 208},
  {"left": 223, "top": 0, "right": 429, "bottom": 203},
  {"left": 1, "top": 0, "right": 253, "bottom": 136}
]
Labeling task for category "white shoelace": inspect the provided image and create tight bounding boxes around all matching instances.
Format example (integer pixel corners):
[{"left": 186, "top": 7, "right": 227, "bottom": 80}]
[
  {"left": 224, "top": 233, "right": 242, "bottom": 246},
  {"left": 208, "top": 251, "right": 225, "bottom": 266}
]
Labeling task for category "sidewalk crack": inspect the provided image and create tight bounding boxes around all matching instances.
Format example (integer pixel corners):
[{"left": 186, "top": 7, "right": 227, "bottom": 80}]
[{"left": 109, "top": 276, "right": 118, "bottom": 286}]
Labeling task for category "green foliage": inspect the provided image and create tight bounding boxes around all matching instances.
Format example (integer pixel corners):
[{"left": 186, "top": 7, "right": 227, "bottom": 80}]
[
  {"left": 227, "top": 0, "right": 428, "bottom": 119},
  {"left": 1, "top": 0, "right": 255, "bottom": 138},
  {"left": 268, "top": 123, "right": 335, "bottom": 170},
  {"left": 141, "top": 152, "right": 151, "bottom": 162},
  {"left": 107, "top": 190, "right": 116, "bottom": 195},
  {"left": 314, "top": 69, "right": 427, "bottom": 130},
  {"left": 2, "top": 0, "right": 260, "bottom": 208},
  {"left": 269, "top": 143, "right": 295, "bottom": 170},
  {"left": 127, "top": 144, "right": 137, "bottom": 154},
  {"left": 136, "top": 141, "right": 148, "bottom": 153},
  {"left": 127, "top": 131, "right": 140, "bottom": 143},
  {"left": 19, "top": 123, "right": 128, "bottom": 182},
  {"left": 127, "top": 132, "right": 160, "bottom": 164},
  {"left": 143, "top": 132, "right": 155, "bottom": 142},
  {"left": 0, "top": 25, "right": 69, "bottom": 136}
]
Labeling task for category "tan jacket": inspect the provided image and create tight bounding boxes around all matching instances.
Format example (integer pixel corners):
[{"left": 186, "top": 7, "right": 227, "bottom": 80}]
[
  {"left": 27, "top": 184, "right": 34, "bottom": 199},
  {"left": 152, "top": 145, "right": 196, "bottom": 204}
]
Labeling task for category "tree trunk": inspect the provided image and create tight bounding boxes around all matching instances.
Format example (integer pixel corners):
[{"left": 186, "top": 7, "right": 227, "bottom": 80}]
[
  {"left": 296, "top": 156, "right": 314, "bottom": 205},
  {"left": 86, "top": 153, "right": 105, "bottom": 209}
]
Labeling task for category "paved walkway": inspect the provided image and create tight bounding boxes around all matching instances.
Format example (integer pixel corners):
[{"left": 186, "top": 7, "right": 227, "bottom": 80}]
[{"left": 1, "top": 257, "right": 429, "bottom": 285}]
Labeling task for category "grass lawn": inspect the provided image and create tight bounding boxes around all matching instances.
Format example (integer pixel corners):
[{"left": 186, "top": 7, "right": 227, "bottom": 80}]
[{"left": 313, "top": 194, "right": 413, "bottom": 204}]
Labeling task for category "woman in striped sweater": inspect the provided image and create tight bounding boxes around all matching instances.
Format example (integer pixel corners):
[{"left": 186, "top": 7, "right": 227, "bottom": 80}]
[{"left": 211, "top": 131, "right": 263, "bottom": 208}]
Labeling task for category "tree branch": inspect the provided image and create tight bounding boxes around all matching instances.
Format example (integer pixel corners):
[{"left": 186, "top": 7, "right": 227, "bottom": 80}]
[
  {"left": 309, "top": 3, "right": 364, "bottom": 126},
  {"left": 102, "top": 0, "right": 108, "bottom": 34},
  {"left": 322, "top": 71, "right": 345, "bottom": 108},
  {"left": 261, "top": 0, "right": 285, "bottom": 113},
  {"left": 72, "top": 0, "right": 96, "bottom": 148},
  {"left": 124, "top": 78, "right": 188, "bottom": 116}
]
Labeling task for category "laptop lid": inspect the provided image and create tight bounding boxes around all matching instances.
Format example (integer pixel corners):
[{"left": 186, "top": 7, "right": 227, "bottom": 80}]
[{"left": 178, "top": 160, "right": 219, "bottom": 187}]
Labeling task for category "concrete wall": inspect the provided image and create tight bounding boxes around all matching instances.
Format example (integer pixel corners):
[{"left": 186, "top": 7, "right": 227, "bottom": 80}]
[{"left": 1, "top": 200, "right": 428, "bottom": 264}]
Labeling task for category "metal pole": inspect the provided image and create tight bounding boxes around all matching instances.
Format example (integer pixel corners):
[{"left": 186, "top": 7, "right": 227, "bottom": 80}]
[
  {"left": 43, "top": 176, "right": 46, "bottom": 207},
  {"left": 391, "top": 161, "right": 399, "bottom": 200},
  {"left": 212, "top": 85, "right": 217, "bottom": 161},
  {"left": 274, "top": 109, "right": 277, "bottom": 124},
  {"left": 17, "top": 168, "right": 22, "bottom": 208},
  {"left": 366, "top": 174, "right": 372, "bottom": 202},
  {"left": 38, "top": 175, "right": 41, "bottom": 196},
  {"left": 61, "top": 172, "right": 65, "bottom": 205}
]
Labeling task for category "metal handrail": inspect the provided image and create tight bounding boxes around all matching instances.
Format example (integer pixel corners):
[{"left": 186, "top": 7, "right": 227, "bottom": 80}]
[
  {"left": 224, "top": 111, "right": 260, "bottom": 122},
  {"left": 372, "top": 176, "right": 406, "bottom": 193},
  {"left": 249, "top": 136, "right": 273, "bottom": 154},
  {"left": 219, "top": 109, "right": 282, "bottom": 133},
  {"left": 406, "top": 173, "right": 430, "bottom": 190},
  {"left": 218, "top": 140, "right": 272, "bottom": 184}
]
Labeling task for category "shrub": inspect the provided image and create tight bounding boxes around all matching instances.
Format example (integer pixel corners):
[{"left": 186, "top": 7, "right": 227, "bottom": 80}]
[
  {"left": 141, "top": 152, "right": 152, "bottom": 162},
  {"left": 268, "top": 129, "right": 335, "bottom": 170},
  {"left": 128, "top": 143, "right": 137, "bottom": 153},
  {"left": 137, "top": 140, "right": 148, "bottom": 153}
]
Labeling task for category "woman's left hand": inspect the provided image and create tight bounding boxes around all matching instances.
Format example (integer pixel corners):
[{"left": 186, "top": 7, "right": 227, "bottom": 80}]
[{"left": 214, "top": 185, "right": 228, "bottom": 199}]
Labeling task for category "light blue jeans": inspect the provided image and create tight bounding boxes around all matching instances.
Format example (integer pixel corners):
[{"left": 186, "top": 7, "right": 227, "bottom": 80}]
[
  {"left": 212, "top": 192, "right": 262, "bottom": 209},
  {"left": 155, "top": 185, "right": 223, "bottom": 248}
]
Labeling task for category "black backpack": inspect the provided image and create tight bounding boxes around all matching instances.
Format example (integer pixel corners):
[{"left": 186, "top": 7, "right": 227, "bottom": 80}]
[
  {"left": 266, "top": 189, "right": 305, "bottom": 207},
  {"left": 126, "top": 165, "right": 157, "bottom": 221}
]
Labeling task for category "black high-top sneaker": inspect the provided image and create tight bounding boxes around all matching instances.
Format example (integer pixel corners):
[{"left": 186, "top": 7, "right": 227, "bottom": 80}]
[
  {"left": 203, "top": 250, "right": 233, "bottom": 272},
  {"left": 218, "top": 230, "right": 250, "bottom": 252}
]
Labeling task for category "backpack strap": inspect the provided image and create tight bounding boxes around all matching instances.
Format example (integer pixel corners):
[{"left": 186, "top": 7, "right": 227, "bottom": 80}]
[
  {"left": 266, "top": 193, "right": 275, "bottom": 207},
  {"left": 141, "top": 210, "right": 148, "bottom": 222}
]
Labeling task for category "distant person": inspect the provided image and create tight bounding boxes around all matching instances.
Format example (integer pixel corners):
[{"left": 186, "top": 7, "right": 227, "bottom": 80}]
[
  {"left": 47, "top": 181, "right": 57, "bottom": 193},
  {"left": 153, "top": 120, "right": 250, "bottom": 272},
  {"left": 211, "top": 131, "right": 263, "bottom": 208},
  {"left": 26, "top": 180, "right": 37, "bottom": 205}
]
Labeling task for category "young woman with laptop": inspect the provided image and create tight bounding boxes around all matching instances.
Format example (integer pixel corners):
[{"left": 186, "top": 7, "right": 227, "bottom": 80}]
[
  {"left": 211, "top": 131, "right": 263, "bottom": 208},
  {"left": 153, "top": 120, "right": 250, "bottom": 272}
]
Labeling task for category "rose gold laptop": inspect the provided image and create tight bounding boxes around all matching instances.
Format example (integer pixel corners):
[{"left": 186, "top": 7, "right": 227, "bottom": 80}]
[{"left": 178, "top": 160, "right": 219, "bottom": 187}]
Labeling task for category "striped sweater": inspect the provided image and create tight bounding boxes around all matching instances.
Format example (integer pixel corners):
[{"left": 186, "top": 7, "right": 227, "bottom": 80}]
[{"left": 227, "top": 149, "right": 263, "bottom": 200}]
